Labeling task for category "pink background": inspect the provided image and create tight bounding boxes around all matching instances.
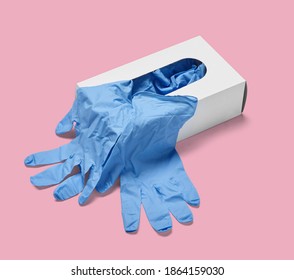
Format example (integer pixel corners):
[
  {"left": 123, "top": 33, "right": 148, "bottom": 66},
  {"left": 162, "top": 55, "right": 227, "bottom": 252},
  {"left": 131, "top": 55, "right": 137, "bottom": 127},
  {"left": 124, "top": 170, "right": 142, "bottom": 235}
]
[{"left": 1, "top": 1, "right": 293, "bottom": 259}]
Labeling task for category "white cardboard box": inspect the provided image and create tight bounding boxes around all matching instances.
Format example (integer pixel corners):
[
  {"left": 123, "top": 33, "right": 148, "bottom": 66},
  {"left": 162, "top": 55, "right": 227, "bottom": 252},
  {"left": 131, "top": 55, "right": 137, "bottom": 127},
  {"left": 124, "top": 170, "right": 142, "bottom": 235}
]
[{"left": 78, "top": 36, "right": 247, "bottom": 141}]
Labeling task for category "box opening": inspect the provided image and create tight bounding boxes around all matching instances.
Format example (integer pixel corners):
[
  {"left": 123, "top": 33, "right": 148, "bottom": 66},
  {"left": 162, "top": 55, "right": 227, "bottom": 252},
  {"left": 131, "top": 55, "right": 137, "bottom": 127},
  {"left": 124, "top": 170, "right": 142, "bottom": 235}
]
[{"left": 132, "top": 58, "right": 207, "bottom": 96}]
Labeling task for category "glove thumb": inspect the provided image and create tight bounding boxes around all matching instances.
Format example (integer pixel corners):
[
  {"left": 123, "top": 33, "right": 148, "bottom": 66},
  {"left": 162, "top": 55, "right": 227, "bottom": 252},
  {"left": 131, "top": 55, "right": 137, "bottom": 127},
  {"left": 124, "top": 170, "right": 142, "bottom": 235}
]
[
  {"left": 55, "top": 98, "right": 79, "bottom": 135},
  {"left": 55, "top": 108, "right": 74, "bottom": 135}
]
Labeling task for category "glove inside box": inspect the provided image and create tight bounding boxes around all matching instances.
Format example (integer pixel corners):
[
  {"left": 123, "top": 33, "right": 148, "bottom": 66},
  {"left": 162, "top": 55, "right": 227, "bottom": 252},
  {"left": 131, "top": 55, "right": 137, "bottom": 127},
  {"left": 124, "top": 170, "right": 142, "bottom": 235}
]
[{"left": 78, "top": 36, "right": 247, "bottom": 141}]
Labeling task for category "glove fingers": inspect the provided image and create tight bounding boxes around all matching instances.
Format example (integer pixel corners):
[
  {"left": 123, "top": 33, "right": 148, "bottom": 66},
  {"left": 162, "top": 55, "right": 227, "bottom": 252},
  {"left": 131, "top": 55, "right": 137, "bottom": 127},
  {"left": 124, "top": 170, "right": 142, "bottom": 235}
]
[
  {"left": 120, "top": 179, "right": 141, "bottom": 233},
  {"left": 156, "top": 184, "right": 193, "bottom": 223},
  {"left": 141, "top": 186, "right": 172, "bottom": 233},
  {"left": 30, "top": 156, "right": 79, "bottom": 187},
  {"left": 168, "top": 160, "right": 200, "bottom": 206},
  {"left": 24, "top": 142, "right": 75, "bottom": 167},
  {"left": 78, "top": 166, "right": 100, "bottom": 205},
  {"left": 54, "top": 173, "right": 84, "bottom": 200},
  {"left": 180, "top": 176, "right": 200, "bottom": 206},
  {"left": 168, "top": 200, "right": 193, "bottom": 224}
]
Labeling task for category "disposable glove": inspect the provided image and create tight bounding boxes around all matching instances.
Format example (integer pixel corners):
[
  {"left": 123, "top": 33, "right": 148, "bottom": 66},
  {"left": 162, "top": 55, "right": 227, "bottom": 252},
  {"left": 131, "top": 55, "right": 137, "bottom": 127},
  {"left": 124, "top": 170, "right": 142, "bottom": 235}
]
[
  {"left": 24, "top": 59, "right": 205, "bottom": 205},
  {"left": 95, "top": 92, "right": 200, "bottom": 232},
  {"left": 24, "top": 81, "right": 134, "bottom": 204}
]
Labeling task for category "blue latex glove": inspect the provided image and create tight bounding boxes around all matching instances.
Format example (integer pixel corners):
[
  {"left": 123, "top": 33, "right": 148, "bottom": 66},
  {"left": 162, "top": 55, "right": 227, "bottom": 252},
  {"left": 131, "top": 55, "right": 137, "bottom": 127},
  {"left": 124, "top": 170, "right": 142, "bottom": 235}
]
[
  {"left": 24, "top": 59, "right": 205, "bottom": 205},
  {"left": 24, "top": 81, "right": 134, "bottom": 204},
  {"left": 96, "top": 92, "right": 200, "bottom": 232}
]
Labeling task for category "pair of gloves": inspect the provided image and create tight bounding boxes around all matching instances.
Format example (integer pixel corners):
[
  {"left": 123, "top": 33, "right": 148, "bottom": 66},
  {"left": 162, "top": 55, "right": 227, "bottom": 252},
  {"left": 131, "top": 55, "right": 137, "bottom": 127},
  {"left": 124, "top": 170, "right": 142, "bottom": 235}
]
[{"left": 24, "top": 58, "right": 206, "bottom": 233}]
